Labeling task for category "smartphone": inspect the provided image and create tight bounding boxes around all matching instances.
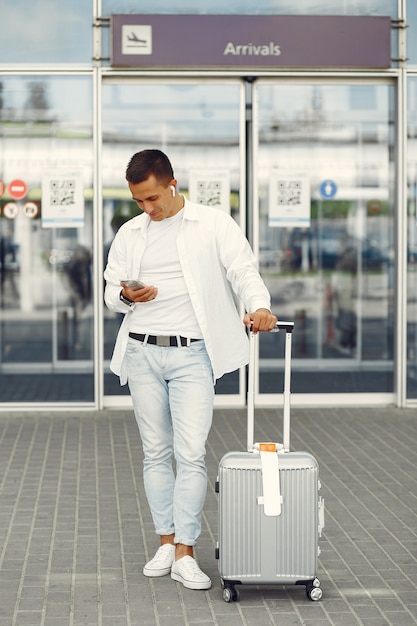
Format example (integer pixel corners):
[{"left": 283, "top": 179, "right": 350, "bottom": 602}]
[{"left": 120, "top": 279, "right": 147, "bottom": 290}]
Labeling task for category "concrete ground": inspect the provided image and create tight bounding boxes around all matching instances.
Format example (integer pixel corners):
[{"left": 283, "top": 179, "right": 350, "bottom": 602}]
[{"left": 0, "top": 406, "right": 416, "bottom": 626}]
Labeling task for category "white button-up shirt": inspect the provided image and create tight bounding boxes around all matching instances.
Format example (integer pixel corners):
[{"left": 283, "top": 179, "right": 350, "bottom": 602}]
[{"left": 104, "top": 197, "right": 272, "bottom": 383}]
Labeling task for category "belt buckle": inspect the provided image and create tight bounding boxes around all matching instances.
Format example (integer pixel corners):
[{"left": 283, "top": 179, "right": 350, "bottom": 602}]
[{"left": 156, "top": 335, "right": 171, "bottom": 347}]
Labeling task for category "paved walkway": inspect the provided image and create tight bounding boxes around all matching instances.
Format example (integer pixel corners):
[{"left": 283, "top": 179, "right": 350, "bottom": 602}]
[{"left": 0, "top": 406, "right": 416, "bottom": 626}]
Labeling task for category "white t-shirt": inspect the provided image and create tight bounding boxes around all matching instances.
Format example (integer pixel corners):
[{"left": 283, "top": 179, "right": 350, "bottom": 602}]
[{"left": 129, "top": 209, "right": 202, "bottom": 338}]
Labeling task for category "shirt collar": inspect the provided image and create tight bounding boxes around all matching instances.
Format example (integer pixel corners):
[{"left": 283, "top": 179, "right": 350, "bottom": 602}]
[{"left": 124, "top": 196, "right": 200, "bottom": 230}]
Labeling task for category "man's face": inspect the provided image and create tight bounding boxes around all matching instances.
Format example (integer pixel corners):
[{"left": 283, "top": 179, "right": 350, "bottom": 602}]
[{"left": 128, "top": 174, "right": 177, "bottom": 221}]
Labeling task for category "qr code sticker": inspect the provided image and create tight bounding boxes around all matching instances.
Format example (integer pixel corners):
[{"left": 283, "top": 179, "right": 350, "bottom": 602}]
[
  {"left": 277, "top": 180, "right": 302, "bottom": 206},
  {"left": 196, "top": 181, "right": 222, "bottom": 206},
  {"left": 50, "top": 179, "right": 76, "bottom": 206}
]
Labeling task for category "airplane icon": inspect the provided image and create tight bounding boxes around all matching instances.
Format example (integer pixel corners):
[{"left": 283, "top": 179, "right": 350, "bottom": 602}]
[{"left": 127, "top": 32, "right": 147, "bottom": 44}]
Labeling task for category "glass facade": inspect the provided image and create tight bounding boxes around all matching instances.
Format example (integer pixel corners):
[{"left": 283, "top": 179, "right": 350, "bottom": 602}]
[
  {"left": 103, "top": 0, "right": 395, "bottom": 16},
  {"left": 407, "top": 0, "right": 417, "bottom": 400},
  {"left": 408, "top": 0, "right": 417, "bottom": 66},
  {"left": 0, "top": 0, "right": 416, "bottom": 408},
  {"left": 407, "top": 77, "right": 417, "bottom": 399},
  {"left": 2, "top": 0, "right": 92, "bottom": 64}
]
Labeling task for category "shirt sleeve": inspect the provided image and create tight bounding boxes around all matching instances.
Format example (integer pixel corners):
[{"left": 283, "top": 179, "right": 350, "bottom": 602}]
[
  {"left": 104, "top": 229, "right": 134, "bottom": 313},
  {"left": 217, "top": 213, "right": 272, "bottom": 313}
]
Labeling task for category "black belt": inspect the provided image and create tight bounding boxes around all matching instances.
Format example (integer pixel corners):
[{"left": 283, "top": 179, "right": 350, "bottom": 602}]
[{"left": 129, "top": 332, "right": 200, "bottom": 347}]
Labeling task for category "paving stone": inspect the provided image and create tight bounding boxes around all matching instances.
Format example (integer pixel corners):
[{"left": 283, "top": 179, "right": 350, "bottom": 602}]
[{"left": 0, "top": 407, "right": 416, "bottom": 625}]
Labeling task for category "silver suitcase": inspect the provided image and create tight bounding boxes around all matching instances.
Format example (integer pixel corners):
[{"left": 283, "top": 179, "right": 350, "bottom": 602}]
[{"left": 215, "top": 322, "right": 324, "bottom": 603}]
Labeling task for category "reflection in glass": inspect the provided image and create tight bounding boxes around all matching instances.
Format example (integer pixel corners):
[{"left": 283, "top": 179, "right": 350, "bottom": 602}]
[
  {"left": 257, "top": 83, "right": 395, "bottom": 394},
  {"left": 0, "top": 76, "right": 94, "bottom": 402}
]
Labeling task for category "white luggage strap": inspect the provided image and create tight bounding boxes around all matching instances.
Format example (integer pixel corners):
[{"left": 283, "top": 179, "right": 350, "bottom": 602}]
[{"left": 258, "top": 443, "right": 282, "bottom": 516}]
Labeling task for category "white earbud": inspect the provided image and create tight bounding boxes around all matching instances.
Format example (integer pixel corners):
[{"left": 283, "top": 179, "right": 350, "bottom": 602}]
[{"left": 170, "top": 185, "right": 175, "bottom": 197}]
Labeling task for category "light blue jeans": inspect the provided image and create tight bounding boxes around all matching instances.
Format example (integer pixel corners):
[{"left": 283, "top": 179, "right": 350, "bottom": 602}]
[{"left": 125, "top": 337, "right": 214, "bottom": 547}]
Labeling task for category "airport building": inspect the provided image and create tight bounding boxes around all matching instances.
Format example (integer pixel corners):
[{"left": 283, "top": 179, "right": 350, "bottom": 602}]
[{"left": 1, "top": 0, "right": 417, "bottom": 409}]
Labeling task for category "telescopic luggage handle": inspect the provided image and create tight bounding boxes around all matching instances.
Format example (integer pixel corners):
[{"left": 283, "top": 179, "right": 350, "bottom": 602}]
[{"left": 247, "top": 321, "right": 294, "bottom": 453}]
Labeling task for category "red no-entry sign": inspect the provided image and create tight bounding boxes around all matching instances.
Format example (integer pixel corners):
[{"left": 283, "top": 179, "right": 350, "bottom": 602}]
[
  {"left": 0, "top": 180, "right": 5, "bottom": 198},
  {"left": 8, "top": 179, "right": 28, "bottom": 200}
]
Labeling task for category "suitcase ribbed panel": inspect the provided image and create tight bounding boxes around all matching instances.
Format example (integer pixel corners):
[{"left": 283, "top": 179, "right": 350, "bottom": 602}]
[
  {"left": 218, "top": 451, "right": 318, "bottom": 584},
  {"left": 221, "top": 467, "right": 262, "bottom": 577}
]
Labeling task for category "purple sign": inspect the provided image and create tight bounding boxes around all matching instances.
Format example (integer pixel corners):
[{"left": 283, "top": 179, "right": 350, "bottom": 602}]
[{"left": 111, "top": 14, "right": 391, "bottom": 69}]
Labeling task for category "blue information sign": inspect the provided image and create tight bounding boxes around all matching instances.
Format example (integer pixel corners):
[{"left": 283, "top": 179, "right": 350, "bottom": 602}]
[{"left": 319, "top": 180, "right": 337, "bottom": 199}]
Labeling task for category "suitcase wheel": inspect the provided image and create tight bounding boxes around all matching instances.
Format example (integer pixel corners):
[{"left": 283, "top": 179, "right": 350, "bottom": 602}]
[
  {"left": 222, "top": 583, "right": 239, "bottom": 603},
  {"left": 306, "top": 578, "right": 323, "bottom": 601}
]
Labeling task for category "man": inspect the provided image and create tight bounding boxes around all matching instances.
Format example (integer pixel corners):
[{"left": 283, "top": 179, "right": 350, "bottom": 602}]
[{"left": 104, "top": 149, "right": 277, "bottom": 591}]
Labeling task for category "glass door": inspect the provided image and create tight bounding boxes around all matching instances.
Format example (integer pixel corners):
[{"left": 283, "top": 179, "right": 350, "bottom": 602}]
[
  {"left": 102, "top": 79, "right": 245, "bottom": 405},
  {"left": 254, "top": 80, "right": 395, "bottom": 401},
  {"left": 0, "top": 75, "right": 94, "bottom": 405}
]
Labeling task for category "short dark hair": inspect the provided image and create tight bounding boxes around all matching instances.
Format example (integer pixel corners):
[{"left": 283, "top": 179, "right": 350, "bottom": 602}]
[{"left": 125, "top": 149, "right": 174, "bottom": 185}]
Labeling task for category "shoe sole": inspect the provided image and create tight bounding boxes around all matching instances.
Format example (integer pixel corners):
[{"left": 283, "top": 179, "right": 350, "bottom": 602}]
[
  {"left": 171, "top": 571, "right": 212, "bottom": 590},
  {"left": 143, "top": 566, "right": 172, "bottom": 577}
]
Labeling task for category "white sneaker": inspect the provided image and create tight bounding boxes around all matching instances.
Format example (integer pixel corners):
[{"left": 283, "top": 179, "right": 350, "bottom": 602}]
[
  {"left": 171, "top": 556, "right": 212, "bottom": 590},
  {"left": 143, "top": 544, "right": 175, "bottom": 577}
]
